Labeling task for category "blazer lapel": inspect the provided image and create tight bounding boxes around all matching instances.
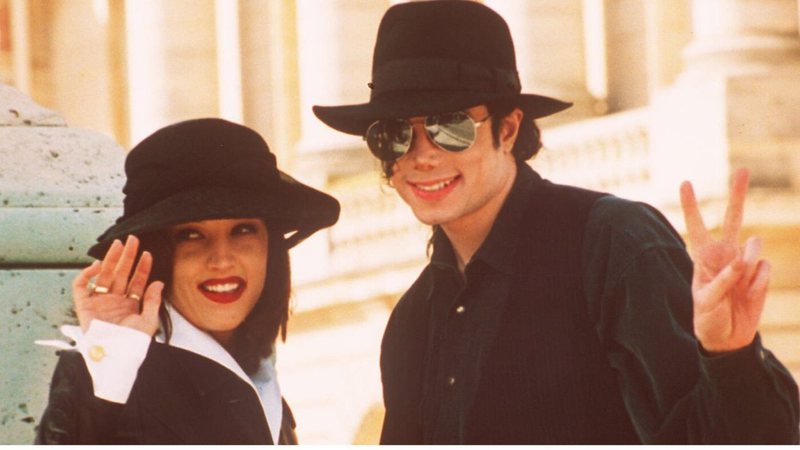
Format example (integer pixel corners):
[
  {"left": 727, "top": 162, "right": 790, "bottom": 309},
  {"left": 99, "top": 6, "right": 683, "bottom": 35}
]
[{"left": 133, "top": 344, "right": 272, "bottom": 444}]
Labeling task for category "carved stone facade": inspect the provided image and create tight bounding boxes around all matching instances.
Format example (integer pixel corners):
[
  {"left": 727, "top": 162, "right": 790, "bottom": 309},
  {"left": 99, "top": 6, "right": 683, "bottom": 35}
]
[{"left": 1, "top": 0, "right": 798, "bottom": 444}]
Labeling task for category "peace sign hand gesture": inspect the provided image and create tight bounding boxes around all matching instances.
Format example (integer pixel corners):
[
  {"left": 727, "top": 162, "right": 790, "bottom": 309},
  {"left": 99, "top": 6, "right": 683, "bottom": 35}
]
[
  {"left": 72, "top": 235, "right": 164, "bottom": 337},
  {"left": 680, "top": 168, "right": 771, "bottom": 353}
]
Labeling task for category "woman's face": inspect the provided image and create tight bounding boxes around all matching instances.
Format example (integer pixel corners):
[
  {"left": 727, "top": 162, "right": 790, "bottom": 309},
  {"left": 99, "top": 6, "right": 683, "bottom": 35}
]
[{"left": 167, "top": 218, "right": 268, "bottom": 345}]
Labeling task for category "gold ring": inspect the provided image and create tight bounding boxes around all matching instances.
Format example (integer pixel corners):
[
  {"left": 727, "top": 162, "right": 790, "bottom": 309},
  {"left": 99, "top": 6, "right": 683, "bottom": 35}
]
[{"left": 92, "top": 285, "right": 110, "bottom": 295}]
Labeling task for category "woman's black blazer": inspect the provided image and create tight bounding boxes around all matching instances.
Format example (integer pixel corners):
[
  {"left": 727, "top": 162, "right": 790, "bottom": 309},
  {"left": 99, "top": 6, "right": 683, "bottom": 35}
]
[{"left": 35, "top": 342, "right": 297, "bottom": 444}]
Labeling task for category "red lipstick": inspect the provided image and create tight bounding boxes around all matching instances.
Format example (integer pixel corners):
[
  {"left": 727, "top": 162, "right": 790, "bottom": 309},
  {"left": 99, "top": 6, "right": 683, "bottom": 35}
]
[{"left": 198, "top": 276, "right": 246, "bottom": 304}]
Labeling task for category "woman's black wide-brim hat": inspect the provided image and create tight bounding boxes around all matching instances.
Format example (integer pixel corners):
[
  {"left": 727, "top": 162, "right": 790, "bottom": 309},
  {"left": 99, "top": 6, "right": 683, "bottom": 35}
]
[
  {"left": 87, "top": 118, "right": 340, "bottom": 259},
  {"left": 313, "top": 0, "right": 572, "bottom": 136}
]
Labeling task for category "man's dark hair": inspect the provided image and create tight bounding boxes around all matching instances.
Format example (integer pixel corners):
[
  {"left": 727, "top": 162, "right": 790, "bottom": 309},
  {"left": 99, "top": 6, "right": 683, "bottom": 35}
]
[
  {"left": 380, "top": 101, "right": 543, "bottom": 179},
  {"left": 138, "top": 221, "right": 291, "bottom": 375},
  {"left": 487, "top": 99, "right": 543, "bottom": 163}
]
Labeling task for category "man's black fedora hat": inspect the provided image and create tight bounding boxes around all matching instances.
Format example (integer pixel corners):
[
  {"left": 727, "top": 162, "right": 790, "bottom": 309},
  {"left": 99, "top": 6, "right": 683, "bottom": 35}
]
[
  {"left": 88, "top": 118, "right": 340, "bottom": 259},
  {"left": 313, "top": 0, "right": 572, "bottom": 136}
]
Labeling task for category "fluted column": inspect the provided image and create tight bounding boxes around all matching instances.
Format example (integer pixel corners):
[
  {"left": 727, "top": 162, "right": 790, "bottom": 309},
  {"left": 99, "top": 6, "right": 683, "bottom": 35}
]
[
  {"left": 484, "top": 0, "right": 599, "bottom": 124},
  {"left": 649, "top": 0, "right": 800, "bottom": 203}
]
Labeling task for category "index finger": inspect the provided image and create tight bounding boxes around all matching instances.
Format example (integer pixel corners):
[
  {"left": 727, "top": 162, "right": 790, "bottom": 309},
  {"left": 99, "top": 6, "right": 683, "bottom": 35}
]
[
  {"left": 680, "top": 180, "right": 708, "bottom": 251},
  {"left": 721, "top": 168, "right": 749, "bottom": 244},
  {"left": 72, "top": 260, "right": 102, "bottom": 299}
]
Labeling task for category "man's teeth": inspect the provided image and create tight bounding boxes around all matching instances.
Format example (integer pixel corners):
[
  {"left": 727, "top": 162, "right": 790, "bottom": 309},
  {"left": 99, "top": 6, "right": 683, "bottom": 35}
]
[
  {"left": 202, "top": 283, "right": 240, "bottom": 293},
  {"left": 416, "top": 178, "right": 454, "bottom": 192}
]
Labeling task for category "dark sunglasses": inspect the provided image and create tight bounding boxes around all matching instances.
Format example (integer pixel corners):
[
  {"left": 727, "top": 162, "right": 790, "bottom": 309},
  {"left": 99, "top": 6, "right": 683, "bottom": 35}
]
[{"left": 364, "top": 110, "right": 491, "bottom": 161}]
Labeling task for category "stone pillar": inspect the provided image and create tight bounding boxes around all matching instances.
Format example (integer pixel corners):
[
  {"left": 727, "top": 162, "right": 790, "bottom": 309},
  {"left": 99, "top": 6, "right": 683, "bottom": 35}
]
[
  {"left": 0, "top": 84, "right": 125, "bottom": 443},
  {"left": 649, "top": 0, "right": 800, "bottom": 204},
  {"left": 643, "top": 0, "right": 693, "bottom": 95},
  {"left": 238, "top": 0, "right": 300, "bottom": 168},
  {"left": 603, "top": 0, "right": 649, "bottom": 111},
  {"left": 290, "top": 0, "right": 388, "bottom": 286},
  {"left": 7, "top": 0, "right": 31, "bottom": 91},
  {"left": 124, "top": 0, "right": 218, "bottom": 144},
  {"left": 293, "top": 0, "right": 386, "bottom": 176},
  {"left": 23, "top": 0, "right": 116, "bottom": 137},
  {"left": 484, "top": 0, "right": 599, "bottom": 124},
  {"left": 214, "top": 0, "right": 244, "bottom": 124}
]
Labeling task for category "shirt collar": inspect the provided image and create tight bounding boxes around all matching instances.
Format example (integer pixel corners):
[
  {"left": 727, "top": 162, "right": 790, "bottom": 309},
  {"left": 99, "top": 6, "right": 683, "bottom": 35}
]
[
  {"left": 157, "top": 305, "right": 255, "bottom": 385},
  {"left": 430, "top": 163, "right": 541, "bottom": 275},
  {"left": 157, "top": 305, "right": 282, "bottom": 442}
]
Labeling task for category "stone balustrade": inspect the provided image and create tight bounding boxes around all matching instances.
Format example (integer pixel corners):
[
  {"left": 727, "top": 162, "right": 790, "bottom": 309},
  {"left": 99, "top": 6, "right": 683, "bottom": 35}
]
[{"left": 535, "top": 108, "right": 652, "bottom": 201}]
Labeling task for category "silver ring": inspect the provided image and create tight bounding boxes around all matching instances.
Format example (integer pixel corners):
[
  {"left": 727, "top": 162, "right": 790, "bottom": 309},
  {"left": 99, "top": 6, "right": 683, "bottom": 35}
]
[{"left": 127, "top": 293, "right": 141, "bottom": 301}]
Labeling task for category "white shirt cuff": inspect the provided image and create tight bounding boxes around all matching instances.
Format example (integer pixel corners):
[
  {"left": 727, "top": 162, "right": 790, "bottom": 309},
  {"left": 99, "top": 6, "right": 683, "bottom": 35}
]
[{"left": 76, "top": 320, "right": 152, "bottom": 404}]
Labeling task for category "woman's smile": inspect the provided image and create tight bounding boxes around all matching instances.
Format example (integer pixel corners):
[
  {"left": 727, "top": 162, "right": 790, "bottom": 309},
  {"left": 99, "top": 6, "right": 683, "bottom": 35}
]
[{"left": 198, "top": 276, "right": 247, "bottom": 304}]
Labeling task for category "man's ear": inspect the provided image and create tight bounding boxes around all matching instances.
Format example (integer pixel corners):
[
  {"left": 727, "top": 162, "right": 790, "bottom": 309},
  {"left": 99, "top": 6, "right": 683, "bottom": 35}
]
[{"left": 500, "top": 108, "right": 524, "bottom": 153}]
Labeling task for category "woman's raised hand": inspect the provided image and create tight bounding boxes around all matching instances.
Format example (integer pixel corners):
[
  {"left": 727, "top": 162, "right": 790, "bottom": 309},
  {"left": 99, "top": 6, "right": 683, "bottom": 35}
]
[{"left": 72, "top": 235, "right": 164, "bottom": 336}]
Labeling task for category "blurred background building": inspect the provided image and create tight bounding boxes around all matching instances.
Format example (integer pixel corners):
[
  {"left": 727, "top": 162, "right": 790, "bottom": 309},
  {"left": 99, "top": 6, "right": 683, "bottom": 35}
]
[{"left": 1, "top": 0, "right": 799, "bottom": 444}]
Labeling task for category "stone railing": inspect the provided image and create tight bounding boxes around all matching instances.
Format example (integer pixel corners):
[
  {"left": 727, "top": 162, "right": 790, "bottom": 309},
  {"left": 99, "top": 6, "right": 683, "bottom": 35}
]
[
  {"left": 534, "top": 108, "right": 652, "bottom": 202},
  {"left": 326, "top": 173, "right": 428, "bottom": 278}
]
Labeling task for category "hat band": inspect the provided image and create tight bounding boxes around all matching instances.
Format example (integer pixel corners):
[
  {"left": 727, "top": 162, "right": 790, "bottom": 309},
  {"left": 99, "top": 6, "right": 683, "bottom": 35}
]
[{"left": 369, "top": 58, "right": 521, "bottom": 99}]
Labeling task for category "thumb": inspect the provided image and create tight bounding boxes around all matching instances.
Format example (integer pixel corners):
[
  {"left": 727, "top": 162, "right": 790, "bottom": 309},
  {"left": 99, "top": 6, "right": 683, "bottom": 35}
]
[
  {"left": 141, "top": 281, "right": 164, "bottom": 333},
  {"left": 697, "top": 256, "right": 745, "bottom": 310}
]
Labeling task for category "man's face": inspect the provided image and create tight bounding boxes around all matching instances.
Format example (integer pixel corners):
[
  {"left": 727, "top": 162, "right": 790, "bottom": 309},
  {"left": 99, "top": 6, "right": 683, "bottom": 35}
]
[{"left": 389, "top": 105, "right": 520, "bottom": 231}]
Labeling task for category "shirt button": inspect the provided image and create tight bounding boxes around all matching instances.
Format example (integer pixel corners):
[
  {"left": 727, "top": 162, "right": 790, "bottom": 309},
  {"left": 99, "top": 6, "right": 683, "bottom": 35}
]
[
  {"left": 88, "top": 345, "right": 106, "bottom": 362},
  {"left": 447, "top": 376, "right": 456, "bottom": 386},
  {"left": 455, "top": 305, "right": 465, "bottom": 314}
]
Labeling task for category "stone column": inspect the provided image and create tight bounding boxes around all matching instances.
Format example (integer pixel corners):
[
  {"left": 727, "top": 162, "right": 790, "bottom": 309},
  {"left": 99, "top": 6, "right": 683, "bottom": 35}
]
[
  {"left": 7, "top": 0, "right": 31, "bottom": 92},
  {"left": 238, "top": 0, "right": 300, "bottom": 167},
  {"left": 124, "top": 0, "right": 218, "bottom": 144},
  {"left": 603, "top": 0, "right": 649, "bottom": 111},
  {"left": 0, "top": 84, "right": 125, "bottom": 443},
  {"left": 643, "top": 0, "right": 693, "bottom": 95},
  {"left": 214, "top": 0, "right": 244, "bottom": 124},
  {"left": 293, "top": 0, "right": 387, "bottom": 178},
  {"left": 649, "top": 0, "right": 800, "bottom": 204},
  {"left": 22, "top": 0, "right": 115, "bottom": 137},
  {"left": 290, "top": 0, "right": 388, "bottom": 286},
  {"left": 484, "top": 0, "right": 599, "bottom": 124}
]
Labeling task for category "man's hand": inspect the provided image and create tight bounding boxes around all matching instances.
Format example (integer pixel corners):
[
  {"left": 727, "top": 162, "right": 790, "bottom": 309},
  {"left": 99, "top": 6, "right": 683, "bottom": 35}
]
[
  {"left": 680, "top": 168, "right": 770, "bottom": 353},
  {"left": 72, "top": 235, "right": 163, "bottom": 336}
]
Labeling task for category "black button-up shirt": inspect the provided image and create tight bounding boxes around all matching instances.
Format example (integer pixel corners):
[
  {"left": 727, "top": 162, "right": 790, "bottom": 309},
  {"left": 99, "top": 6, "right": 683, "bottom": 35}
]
[{"left": 382, "top": 163, "right": 799, "bottom": 444}]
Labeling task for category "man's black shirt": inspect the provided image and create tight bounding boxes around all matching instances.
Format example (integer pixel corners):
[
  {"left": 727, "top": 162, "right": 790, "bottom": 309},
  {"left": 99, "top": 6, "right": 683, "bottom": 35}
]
[{"left": 380, "top": 163, "right": 799, "bottom": 444}]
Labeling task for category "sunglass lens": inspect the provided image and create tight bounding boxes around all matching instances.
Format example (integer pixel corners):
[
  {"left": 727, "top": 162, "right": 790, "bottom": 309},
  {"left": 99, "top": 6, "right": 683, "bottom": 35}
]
[
  {"left": 425, "top": 111, "right": 475, "bottom": 152},
  {"left": 366, "top": 119, "right": 411, "bottom": 161}
]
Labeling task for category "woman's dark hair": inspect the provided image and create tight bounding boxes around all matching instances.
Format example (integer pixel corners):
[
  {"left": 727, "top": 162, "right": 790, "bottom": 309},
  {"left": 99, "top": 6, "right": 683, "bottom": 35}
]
[
  {"left": 379, "top": 100, "right": 543, "bottom": 179},
  {"left": 137, "top": 221, "right": 291, "bottom": 375}
]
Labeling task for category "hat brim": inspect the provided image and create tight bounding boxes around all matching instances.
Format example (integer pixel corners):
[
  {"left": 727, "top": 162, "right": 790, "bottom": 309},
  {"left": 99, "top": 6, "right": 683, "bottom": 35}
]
[
  {"left": 313, "top": 91, "right": 572, "bottom": 136},
  {"left": 87, "top": 173, "right": 339, "bottom": 259}
]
